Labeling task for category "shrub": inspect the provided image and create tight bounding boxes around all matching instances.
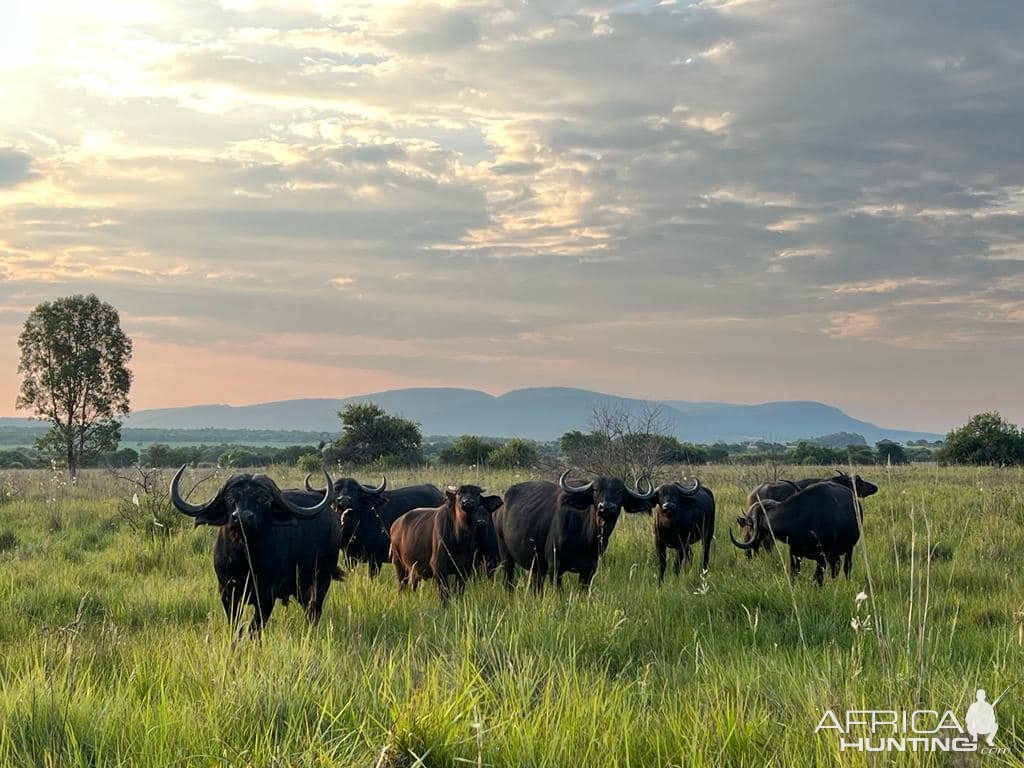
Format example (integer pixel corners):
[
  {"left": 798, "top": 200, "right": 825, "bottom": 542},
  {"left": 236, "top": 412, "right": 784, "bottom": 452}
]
[{"left": 296, "top": 453, "right": 324, "bottom": 473}]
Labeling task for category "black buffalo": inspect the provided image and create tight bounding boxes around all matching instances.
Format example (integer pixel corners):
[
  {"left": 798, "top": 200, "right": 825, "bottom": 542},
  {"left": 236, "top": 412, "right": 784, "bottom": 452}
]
[
  {"left": 730, "top": 481, "right": 861, "bottom": 585},
  {"left": 742, "top": 472, "right": 877, "bottom": 557},
  {"left": 305, "top": 474, "right": 444, "bottom": 577},
  {"left": 495, "top": 471, "right": 655, "bottom": 592},
  {"left": 651, "top": 479, "right": 715, "bottom": 581},
  {"left": 389, "top": 484, "right": 503, "bottom": 603},
  {"left": 747, "top": 471, "right": 878, "bottom": 508},
  {"left": 171, "top": 467, "right": 340, "bottom": 635}
]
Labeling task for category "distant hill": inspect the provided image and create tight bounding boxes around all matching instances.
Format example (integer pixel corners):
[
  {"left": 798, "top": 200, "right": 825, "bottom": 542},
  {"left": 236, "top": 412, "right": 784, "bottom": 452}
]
[{"left": 117, "top": 387, "right": 941, "bottom": 444}]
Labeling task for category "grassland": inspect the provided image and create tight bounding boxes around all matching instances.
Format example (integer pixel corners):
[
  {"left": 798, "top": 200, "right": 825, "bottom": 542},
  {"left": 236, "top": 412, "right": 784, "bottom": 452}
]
[{"left": 0, "top": 464, "right": 1021, "bottom": 767}]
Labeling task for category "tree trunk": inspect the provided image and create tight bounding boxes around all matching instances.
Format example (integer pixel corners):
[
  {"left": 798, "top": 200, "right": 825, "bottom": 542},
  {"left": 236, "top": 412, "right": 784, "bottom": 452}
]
[{"left": 66, "top": 429, "right": 77, "bottom": 480}]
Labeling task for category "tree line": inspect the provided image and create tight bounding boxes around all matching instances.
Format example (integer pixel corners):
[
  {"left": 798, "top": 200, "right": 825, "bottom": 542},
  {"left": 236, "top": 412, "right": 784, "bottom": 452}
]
[{"left": 8, "top": 294, "right": 1024, "bottom": 473}]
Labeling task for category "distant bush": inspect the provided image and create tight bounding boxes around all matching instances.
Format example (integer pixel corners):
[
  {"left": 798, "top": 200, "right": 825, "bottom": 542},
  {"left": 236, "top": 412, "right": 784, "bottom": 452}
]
[
  {"left": 296, "top": 453, "right": 324, "bottom": 473},
  {"left": 489, "top": 439, "right": 540, "bottom": 469},
  {"left": 811, "top": 432, "right": 867, "bottom": 448},
  {"left": 0, "top": 449, "right": 46, "bottom": 469},
  {"left": 876, "top": 440, "right": 909, "bottom": 465},
  {"left": 0, "top": 530, "right": 17, "bottom": 553},
  {"left": 438, "top": 436, "right": 499, "bottom": 466},
  {"left": 938, "top": 412, "right": 1024, "bottom": 465}
]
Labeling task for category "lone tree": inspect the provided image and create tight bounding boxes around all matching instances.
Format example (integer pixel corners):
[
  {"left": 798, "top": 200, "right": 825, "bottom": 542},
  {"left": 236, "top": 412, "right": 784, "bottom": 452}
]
[
  {"left": 326, "top": 402, "right": 424, "bottom": 466},
  {"left": 938, "top": 412, "right": 1024, "bottom": 466},
  {"left": 16, "top": 295, "right": 133, "bottom": 478},
  {"left": 560, "top": 402, "right": 674, "bottom": 481},
  {"left": 875, "top": 439, "right": 909, "bottom": 465}
]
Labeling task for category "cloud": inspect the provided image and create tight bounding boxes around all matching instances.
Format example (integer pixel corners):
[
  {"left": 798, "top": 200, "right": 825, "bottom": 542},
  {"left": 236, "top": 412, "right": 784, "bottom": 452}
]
[
  {"left": 0, "top": 0, "right": 1023, "bottom": 430},
  {"left": 0, "top": 148, "right": 36, "bottom": 187}
]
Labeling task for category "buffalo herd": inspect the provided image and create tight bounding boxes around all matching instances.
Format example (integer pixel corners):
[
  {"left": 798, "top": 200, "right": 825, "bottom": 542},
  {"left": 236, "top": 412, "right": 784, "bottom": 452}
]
[{"left": 170, "top": 465, "right": 877, "bottom": 632}]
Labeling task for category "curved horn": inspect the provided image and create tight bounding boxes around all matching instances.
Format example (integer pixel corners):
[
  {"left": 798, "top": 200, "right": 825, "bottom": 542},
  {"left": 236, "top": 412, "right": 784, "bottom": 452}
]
[
  {"left": 281, "top": 470, "right": 334, "bottom": 518},
  {"left": 303, "top": 473, "right": 322, "bottom": 493},
  {"left": 627, "top": 476, "right": 657, "bottom": 500},
  {"left": 674, "top": 478, "right": 700, "bottom": 495},
  {"left": 730, "top": 508, "right": 761, "bottom": 550},
  {"left": 360, "top": 475, "right": 387, "bottom": 494},
  {"left": 170, "top": 465, "right": 214, "bottom": 517},
  {"left": 729, "top": 527, "right": 758, "bottom": 550},
  {"left": 559, "top": 470, "right": 593, "bottom": 493}
]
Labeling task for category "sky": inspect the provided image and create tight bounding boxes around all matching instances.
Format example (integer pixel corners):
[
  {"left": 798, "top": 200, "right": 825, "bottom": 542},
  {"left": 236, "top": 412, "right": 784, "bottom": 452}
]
[{"left": 1, "top": 0, "right": 1022, "bottom": 433}]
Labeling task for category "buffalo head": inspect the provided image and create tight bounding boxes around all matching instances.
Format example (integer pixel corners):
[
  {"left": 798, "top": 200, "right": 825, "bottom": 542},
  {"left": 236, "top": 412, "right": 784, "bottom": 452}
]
[
  {"left": 306, "top": 474, "right": 387, "bottom": 538},
  {"left": 172, "top": 466, "right": 334, "bottom": 533},
  {"left": 653, "top": 479, "right": 701, "bottom": 525},
  {"left": 558, "top": 470, "right": 656, "bottom": 528},
  {"left": 832, "top": 471, "right": 878, "bottom": 498},
  {"left": 730, "top": 498, "right": 780, "bottom": 551},
  {"left": 446, "top": 484, "right": 503, "bottom": 530}
]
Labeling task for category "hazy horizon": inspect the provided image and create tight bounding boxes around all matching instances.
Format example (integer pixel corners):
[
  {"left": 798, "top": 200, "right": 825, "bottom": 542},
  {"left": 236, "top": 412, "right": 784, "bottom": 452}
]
[
  {"left": 0, "top": 381, "right": 949, "bottom": 435},
  {"left": 2, "top": 1, "right": 1022, "bottom": 434}
]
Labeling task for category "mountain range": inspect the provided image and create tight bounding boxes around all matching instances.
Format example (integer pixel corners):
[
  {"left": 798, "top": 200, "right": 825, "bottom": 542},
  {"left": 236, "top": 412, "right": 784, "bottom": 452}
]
[{"left": 96, "top": 387, "right": 941, "bottom": 444}]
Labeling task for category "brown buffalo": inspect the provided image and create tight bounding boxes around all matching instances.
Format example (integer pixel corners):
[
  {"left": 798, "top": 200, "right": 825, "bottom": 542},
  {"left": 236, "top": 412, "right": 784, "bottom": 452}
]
[{"left": 389, "top": 484, "right": 502, "bottom": 604}]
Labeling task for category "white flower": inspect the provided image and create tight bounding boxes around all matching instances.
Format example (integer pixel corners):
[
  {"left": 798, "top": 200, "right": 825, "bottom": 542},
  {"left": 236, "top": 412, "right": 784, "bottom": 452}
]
[
  {"left": 855, "top": 591, "right": 868, "bottom": 606},
  {"left": 132, "top": 493, "right": 140, "bottom": 507}
]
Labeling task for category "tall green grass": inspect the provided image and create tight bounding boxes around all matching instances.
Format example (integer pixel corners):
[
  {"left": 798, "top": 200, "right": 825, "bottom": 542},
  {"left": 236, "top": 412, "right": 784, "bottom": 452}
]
[{"left": 0, "top": 465, "right": 1021, "bottom": 766}]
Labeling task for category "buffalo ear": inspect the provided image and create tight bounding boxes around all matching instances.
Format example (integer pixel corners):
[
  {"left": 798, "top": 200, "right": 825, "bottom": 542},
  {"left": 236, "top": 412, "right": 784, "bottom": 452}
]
[
  {"left": 482, "top": 495, "right": 503, "bottom": 514},
  {"left": 623, "top": 494, "right": 654, "bottom": 514},
  {"left": 271, "top": 493, "right": 297, "bottom": 522},
  {"left": 566, "top": 489, "right": 593, "bottom": 509},
  {"left": 194, "top": 501, "right": 229, "bottom": 527}
]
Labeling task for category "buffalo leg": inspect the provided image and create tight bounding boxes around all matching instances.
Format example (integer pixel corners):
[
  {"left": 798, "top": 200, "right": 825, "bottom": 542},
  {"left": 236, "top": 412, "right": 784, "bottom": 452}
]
[
  {"left": 220, "top": 580, "right": 247, "bottom": 628},
  {"left": 676, "top": 545, "right": 689, "bottom": 576},
  {"left": 789, "top": 553, "right": 801, "bottom": 579},
  {"left": 249, "top": 590, "right": 274, "bottom": 638},
  {"left": 829, "top": 556, "right": 841, "bottom": 580},
  {"left": 656, "top": 541, "right": 667, "bottom": 583},
  {"left": 501, "top": 557, "right": 516, "bottom": 593},
  {"left": 579, "top": 568, "right": 596, "bottom": 591},
  {"left": 529, "top": 562, "right": 546, "bottom": 594},
  {"left": 813, "top": 558, "right": 826, "bottom": 587},
  {"left": 455, "top": 574, "right": 467, "bottom": 597},
  {"left": 843, "top": 548, "right": 855, "bottom": 578},
  {"left": 700, "top": 528, "right": 712, "bottom": 575},
  {"left": 367, "top": 559, "right": 382, "bottom": 579},
  {"left": 394, "top": 561, "right": 408, "bottom": 590},
  {"left": 436, "top": 575, "right": 451, "bottom": 606},
  {"left": 312, "top": 566, "right": 335, "bottom": 624}
]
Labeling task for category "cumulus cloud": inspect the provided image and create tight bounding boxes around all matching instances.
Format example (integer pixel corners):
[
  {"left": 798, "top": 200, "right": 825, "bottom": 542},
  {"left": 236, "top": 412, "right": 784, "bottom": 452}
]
[{"left": 0, "top": 0, "right": 1022, "bottom": 428}]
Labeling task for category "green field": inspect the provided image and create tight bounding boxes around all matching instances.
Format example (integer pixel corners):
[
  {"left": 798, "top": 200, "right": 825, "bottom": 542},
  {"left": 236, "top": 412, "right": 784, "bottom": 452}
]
[{"left": 0, "top": 465, "right": 1021, "bottom": 767}]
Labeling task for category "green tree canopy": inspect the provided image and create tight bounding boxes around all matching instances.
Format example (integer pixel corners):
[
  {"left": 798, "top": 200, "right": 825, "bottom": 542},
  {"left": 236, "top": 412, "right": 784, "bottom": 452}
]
[
  {"left": 438, "top": 435, "right": 498, "bottom": 465},
  {"left": 326, "top": 403, "right": 424, "bottom": 467},
  {"left": 16, "top": 295, "right": 133, "bottom": 477},
  {"left": 938, "top": 412, "right": 1024, "bottom": 465},
  {"left": 875, "top": 440, "right": 909, "bottom": 465},
  {"left": 489, "top": 438, "right": 540, "bottom": 469},
  {"left": 788, "top": 441, "right": 842, "bottom": 465}
]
